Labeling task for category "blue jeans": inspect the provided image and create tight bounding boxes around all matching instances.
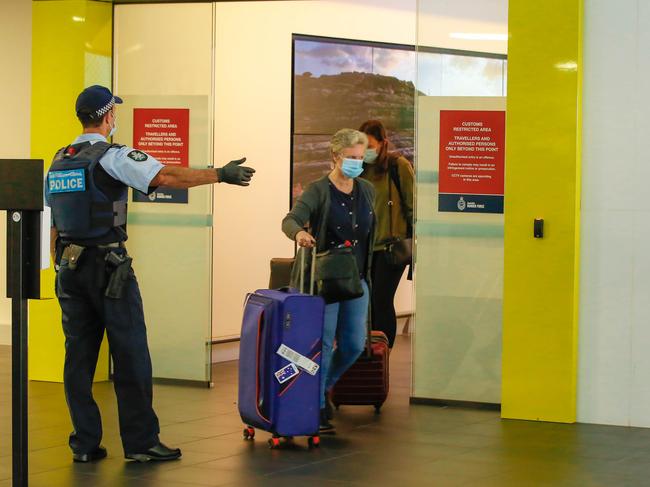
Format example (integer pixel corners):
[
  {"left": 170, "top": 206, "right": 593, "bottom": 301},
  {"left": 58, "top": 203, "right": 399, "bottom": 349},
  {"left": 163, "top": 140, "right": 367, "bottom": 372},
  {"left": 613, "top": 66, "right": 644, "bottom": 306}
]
[{"left": 320, "top": 280, "right": 369, "bottom": 408}]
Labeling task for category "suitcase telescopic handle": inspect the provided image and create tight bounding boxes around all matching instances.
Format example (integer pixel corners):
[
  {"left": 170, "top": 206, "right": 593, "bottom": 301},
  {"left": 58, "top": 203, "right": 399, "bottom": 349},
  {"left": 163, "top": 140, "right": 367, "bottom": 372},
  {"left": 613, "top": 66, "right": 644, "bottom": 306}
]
[
  {"left": 365, "top": 292, "right": 373, "bottom": 359},
  {"left": 299, "top": 246, "right": 317, "bottom": 296}
]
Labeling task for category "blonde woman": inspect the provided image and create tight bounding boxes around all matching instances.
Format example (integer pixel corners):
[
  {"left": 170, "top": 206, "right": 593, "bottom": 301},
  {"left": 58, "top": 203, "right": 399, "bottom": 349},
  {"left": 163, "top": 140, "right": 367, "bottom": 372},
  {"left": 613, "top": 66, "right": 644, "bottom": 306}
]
[{"left": 282, "top": 129, "right": 376, "bottom": 433}]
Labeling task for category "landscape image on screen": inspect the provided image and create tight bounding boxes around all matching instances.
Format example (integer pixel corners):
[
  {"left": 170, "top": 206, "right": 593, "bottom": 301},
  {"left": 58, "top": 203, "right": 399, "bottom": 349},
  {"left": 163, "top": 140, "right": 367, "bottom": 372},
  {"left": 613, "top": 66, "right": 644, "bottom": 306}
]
[
  {"left": 292, "top": 38, "right": 416, "bottom": 202},
  {"left": 291, "top": 35, "right": 507, "bottom": 204}
]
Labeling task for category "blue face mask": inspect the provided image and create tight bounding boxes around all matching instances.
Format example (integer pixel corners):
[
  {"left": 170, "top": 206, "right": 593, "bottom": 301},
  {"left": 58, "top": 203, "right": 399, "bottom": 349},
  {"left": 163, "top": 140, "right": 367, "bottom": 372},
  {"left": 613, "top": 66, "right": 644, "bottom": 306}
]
[
  {"left": 341, "top": 158, "right": 364, "bottom": 178},
  {"left": 364, "top": 148, "right": 378, "bottom": 164}
]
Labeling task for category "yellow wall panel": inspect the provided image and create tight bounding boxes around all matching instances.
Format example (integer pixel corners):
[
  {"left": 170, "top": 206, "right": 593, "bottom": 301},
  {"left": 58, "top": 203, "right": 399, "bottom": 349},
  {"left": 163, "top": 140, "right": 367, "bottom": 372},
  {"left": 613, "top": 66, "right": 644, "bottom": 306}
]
[
  {"left": 502, "top": 0, "right": 582, "bottom": 422},
  {"left": 30, "top": 0, "right": 112, "bottom": 382}
]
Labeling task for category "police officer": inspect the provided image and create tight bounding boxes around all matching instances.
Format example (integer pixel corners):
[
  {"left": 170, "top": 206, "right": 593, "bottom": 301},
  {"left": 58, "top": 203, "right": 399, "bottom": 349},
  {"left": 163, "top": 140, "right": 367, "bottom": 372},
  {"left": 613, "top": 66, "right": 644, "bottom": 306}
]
[{"left": 45, "top": 85, "right": 255, "bottom": 463}]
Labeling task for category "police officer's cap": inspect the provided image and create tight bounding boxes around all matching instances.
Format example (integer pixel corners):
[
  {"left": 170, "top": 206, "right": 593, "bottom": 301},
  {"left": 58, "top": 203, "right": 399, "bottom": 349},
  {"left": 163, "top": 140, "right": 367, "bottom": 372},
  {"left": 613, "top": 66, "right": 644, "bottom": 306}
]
[{"left": 76, "top": 85, "right": 123, "bottom": 121}]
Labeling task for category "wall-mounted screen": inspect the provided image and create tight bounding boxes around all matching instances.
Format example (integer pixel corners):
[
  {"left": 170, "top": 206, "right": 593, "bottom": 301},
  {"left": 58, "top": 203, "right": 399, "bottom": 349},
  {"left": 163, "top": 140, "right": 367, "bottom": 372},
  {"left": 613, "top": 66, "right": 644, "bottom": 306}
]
[{"left": 291, "top": 34, "right": 507, "bottom": 204}]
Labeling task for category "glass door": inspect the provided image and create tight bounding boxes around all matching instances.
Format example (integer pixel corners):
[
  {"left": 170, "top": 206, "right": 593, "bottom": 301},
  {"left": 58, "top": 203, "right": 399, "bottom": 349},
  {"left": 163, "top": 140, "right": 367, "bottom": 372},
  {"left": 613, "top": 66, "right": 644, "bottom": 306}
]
[
  {"left": 113, "top": 3, "right": 215, "bottom": 384},
  {"left": 413, "top": 0, "right": 508, "bottom": 405}
]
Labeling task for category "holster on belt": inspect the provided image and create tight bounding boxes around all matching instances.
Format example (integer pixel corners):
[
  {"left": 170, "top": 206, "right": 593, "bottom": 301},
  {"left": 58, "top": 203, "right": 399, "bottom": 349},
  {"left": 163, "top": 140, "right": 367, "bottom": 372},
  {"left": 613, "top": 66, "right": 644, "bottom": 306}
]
[
  {"left": 61, "top": 244, "right": 85, "bottom": 271},
  {"left": 104, "top": 250, "right": 133, "bottom": 299}
]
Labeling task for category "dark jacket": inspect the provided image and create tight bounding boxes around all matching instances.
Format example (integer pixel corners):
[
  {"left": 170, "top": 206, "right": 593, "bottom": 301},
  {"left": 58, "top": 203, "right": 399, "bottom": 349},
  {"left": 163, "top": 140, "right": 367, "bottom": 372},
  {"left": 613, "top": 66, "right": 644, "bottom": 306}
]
[{"left": 282, "top": 175, "right": 377, "bottom": 291}]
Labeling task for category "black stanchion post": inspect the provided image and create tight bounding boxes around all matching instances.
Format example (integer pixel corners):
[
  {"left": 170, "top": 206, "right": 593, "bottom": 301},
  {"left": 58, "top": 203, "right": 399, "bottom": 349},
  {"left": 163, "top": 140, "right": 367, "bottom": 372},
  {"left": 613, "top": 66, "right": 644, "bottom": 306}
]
[
  {"left": 9, "top": 211, "right": 28, "bottom": 487},
  {"left": 1, "top": 159, "right": 45, "bottom": 487}
]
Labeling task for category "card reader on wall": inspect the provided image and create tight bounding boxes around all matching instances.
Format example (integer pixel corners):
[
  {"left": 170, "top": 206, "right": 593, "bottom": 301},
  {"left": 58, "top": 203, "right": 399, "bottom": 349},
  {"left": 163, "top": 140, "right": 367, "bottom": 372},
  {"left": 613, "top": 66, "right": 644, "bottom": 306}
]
[{"left": 534, "top": 218, "right": 544, "bottom": 238}]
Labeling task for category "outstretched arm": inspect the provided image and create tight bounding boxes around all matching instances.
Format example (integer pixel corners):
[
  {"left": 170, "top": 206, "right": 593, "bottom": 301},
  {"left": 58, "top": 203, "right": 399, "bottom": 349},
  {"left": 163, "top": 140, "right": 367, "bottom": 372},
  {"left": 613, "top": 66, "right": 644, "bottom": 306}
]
[
  {"left": 150, "top": 157, "right": 255, "bottom": 189},
  {"left": 151, "top": 166, "right": 219, "bottom": 189}
]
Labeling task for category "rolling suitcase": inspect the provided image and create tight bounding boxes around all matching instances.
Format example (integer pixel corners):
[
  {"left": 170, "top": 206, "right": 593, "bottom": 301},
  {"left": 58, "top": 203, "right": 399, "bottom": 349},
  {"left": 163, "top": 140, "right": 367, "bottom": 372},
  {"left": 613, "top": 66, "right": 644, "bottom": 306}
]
[
  {"left": 331, "top": 330, "right": 390, "bottom": 414},
  {"left": 238, "top": 250, "right": 325, "bottom": 449}
]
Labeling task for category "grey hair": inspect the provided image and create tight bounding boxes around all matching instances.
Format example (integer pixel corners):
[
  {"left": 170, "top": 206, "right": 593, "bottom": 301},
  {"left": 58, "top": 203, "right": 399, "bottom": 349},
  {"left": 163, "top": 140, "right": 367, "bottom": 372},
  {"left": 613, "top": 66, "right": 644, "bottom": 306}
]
[{"left": 330, "top": 129, "right": 368, "bottom": 157}]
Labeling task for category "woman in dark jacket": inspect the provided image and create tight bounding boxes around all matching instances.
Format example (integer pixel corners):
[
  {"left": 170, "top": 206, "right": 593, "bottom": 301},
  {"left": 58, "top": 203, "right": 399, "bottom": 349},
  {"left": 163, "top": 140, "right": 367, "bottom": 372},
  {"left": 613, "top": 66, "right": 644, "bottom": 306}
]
[
  {"left": 359, "top": 120, "right": 414, "bottom": 349},
  {"left": 282, "top": 128, "right": 376, "bottom": 433}
]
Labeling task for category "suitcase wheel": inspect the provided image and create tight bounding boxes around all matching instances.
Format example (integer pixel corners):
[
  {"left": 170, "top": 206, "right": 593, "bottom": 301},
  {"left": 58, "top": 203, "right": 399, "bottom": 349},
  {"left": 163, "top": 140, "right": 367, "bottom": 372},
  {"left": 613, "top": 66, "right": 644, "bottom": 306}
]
[
  {"left": 374, "top": 405, "right": 382, "bottom": 415},
  {"left": 243, "top": 427, "right": 255, "bottom": 440},
  {"left": 308, "top": 436, "right": 320, "bottom": 449},
  {"left": 268, "top": 437, "right": 281, "bottom": 449}
]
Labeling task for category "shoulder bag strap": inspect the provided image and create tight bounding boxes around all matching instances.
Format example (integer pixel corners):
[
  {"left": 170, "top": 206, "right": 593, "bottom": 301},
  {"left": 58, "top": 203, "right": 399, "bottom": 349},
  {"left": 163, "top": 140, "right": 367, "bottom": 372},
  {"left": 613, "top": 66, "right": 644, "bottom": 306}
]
[
  {"left": 388, "top": 161, "right": 412, "bottom": 236},
  {"left": 387, "top": 166, "right": 395, "bottom": 238}
]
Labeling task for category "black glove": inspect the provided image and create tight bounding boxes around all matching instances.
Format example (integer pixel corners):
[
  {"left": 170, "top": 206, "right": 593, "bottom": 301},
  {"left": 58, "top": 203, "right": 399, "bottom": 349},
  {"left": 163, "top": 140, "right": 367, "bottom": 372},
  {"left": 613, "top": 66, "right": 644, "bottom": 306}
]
[{"left": 216, "top": 157, "right": 255, "bottom": 186}]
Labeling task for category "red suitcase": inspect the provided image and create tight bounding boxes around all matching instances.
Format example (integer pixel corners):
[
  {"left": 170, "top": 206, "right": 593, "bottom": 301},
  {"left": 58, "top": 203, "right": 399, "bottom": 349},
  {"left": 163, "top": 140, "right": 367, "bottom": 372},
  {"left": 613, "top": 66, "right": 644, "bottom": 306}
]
[{"left": 331, "top": 330, "right": 390, "bottom": 413}]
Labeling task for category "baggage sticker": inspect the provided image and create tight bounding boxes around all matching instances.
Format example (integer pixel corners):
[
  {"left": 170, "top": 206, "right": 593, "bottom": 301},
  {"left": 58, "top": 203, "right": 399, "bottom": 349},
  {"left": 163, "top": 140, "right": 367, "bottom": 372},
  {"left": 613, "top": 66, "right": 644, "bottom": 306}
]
[
  {"left": 48, "top": 169, "right": 86, "bottom": 194},
  {"left": 274, "top": 363, "right": 299, "bottom": 384},
  {"left": 276, "top": 344, "right": 319, "bottom": 376}
]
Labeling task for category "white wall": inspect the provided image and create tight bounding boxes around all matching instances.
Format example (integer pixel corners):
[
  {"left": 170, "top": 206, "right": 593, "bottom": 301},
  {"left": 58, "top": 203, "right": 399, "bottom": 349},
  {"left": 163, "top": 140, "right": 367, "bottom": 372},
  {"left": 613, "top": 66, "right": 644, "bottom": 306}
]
[
  {"left": 0, "top": 0, "right": 32, "bottom": 345},
  {"left": 578, "top": 0, "right": 650, "bottom": 426}
]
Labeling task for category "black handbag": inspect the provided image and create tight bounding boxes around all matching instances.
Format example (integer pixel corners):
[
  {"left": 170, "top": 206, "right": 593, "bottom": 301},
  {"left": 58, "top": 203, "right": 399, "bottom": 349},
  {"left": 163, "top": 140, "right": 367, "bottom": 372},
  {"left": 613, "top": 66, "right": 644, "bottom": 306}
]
[
  {"left": 384, "top": 237, "right": 412, "bottom": 268},
  {"left": 314, "top": 247, "right": 364, "bottom": 304},
  {"left": 383, "top": 162, "right": 413, "bottom": 269}
]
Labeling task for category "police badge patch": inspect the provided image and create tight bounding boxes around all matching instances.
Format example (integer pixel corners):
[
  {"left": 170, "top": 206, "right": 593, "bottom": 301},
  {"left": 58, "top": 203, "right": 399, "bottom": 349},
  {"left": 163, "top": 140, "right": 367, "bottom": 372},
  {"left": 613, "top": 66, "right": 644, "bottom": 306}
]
[{"left": 127, "top": 150, "right": 148, "bottom": 162}]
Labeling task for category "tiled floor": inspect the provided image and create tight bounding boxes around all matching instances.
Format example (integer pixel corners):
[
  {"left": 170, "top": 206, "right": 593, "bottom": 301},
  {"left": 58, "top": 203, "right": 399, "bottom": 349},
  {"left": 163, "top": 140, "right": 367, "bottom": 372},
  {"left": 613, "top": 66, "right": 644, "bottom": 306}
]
[{"left": 1, "top": 337, "right": 649, "bottom": 486}]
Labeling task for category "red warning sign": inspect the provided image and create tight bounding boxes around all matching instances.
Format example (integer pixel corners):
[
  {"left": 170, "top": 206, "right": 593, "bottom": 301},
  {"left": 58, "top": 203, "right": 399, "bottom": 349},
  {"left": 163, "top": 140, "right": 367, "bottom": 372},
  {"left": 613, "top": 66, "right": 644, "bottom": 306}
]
[
  {"left": 439, "top": 110, "right": 505, "bottom": 196},
  {"left": 133, "top": 108, "right": 189, "bottom": 167}
]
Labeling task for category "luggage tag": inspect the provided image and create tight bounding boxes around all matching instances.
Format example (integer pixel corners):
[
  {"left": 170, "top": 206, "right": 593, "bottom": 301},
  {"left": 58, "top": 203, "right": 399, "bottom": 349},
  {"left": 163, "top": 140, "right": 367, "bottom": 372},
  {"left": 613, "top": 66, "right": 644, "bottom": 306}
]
[
  {"left": 276, "top": 344, "right": 319, "bottom": 376},
  {"left": 274, "top": 363, "right": 300, "bottom": 384}
]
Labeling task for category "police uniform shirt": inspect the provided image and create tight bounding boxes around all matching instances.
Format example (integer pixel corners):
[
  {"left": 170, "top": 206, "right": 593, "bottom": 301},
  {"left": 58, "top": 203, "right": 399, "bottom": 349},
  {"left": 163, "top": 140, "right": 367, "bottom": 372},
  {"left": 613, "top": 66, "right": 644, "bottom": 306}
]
[
  {"left": 45, "top": 133, "right": 164, "bottom": 245},
  {"left": 70, "top": 133, "right": 164, "bottom": 194}
]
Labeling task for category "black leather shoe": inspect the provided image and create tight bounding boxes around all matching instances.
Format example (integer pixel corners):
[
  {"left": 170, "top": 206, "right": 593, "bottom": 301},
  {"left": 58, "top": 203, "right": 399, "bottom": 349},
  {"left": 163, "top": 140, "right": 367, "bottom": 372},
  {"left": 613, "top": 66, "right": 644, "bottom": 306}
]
[
  {"left": 125, "top": 442, "right": 182, "bottom": 462},
  {"left": 73, "top": 446, "right": 107, "bottom": 463}
]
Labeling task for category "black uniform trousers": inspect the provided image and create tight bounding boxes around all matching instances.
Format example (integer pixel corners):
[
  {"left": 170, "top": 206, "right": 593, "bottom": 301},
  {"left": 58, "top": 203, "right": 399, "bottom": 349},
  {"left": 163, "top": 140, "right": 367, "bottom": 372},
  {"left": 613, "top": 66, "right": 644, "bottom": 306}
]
[
  {"left": 55, "top": 246, "right": 160, "bottom": 454},
  {"left": 370, "top": 250, "right": 407, "bottom": 348}
]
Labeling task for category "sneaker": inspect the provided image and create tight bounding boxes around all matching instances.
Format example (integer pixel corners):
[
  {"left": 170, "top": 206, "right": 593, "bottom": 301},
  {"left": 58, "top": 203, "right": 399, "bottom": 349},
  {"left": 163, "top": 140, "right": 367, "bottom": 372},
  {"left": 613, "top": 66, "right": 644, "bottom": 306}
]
[
  {"left": 319, "top": 408, "right": 335, "bottom": 434},
  {"left": 325, "top": 391, "right": 335, "bottom": 420}
]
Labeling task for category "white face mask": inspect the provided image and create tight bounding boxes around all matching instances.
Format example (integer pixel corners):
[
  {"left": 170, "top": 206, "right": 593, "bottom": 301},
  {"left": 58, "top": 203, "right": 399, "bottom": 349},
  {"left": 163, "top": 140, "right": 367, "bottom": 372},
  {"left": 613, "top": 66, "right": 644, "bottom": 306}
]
[{"left": 108, "top": 116, "right": 117, "bottom": 138}]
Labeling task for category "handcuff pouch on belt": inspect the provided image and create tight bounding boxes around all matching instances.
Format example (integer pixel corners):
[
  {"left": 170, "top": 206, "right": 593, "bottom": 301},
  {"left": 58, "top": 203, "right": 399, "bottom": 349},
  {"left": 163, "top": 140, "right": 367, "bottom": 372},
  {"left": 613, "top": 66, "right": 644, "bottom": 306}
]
[
  {"left": 61, "top": 244, "right": 86, "bottom": 271},
  {"left": 104, "top": 250, "right": 133, "bottom": 299}
]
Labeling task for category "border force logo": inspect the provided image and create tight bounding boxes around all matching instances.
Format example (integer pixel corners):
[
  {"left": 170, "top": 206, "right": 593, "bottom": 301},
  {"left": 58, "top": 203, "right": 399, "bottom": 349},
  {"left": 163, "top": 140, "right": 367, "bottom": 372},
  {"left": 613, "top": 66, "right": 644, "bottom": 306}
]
[
  {"left": 127, "top": 150, "right": 148, "bottom": 162},
  {"left": 457, "top": 196, "right": 466, "bottom": 211}
]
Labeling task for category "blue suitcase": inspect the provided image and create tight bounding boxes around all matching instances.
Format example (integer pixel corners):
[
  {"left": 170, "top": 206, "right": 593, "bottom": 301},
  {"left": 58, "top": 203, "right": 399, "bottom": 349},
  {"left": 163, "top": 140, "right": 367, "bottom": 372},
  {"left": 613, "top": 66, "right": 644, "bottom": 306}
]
[{"left": 238, "top": 251, "right": 325, "bottom": 449}]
